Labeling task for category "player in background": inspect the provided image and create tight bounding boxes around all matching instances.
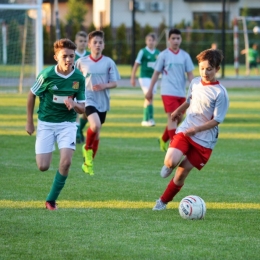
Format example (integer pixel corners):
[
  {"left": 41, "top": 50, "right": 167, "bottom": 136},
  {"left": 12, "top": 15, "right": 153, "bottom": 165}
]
[
  {"left": 146, "top": 28, "right": 194, "bottom": 152},
  {"left": 241, "top": 43, "right": 259, "bottom": 76},
  {"left": 130, "top": 33, "right": 160, "bottom": 127},
  {"left": 26, "top": 39, "right": 85, "bottom": 210},
  {"left": 74, "top": 31, "right": 91, "bottom": 143},
  {"left": 75, "top": 30, "right": 120, "bottom": 176},
  {"left": 153, "top": 48, "right": 229, "bottom": 210}
]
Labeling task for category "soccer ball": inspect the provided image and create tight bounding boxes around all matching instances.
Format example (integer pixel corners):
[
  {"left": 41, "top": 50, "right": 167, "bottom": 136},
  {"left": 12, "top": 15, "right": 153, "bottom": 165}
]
[
  {"left": 253, "top": 26, "right": 260, "bottom": 35},
  {"left": 179, "top": 195, "right": 206, "bottom": 220}
]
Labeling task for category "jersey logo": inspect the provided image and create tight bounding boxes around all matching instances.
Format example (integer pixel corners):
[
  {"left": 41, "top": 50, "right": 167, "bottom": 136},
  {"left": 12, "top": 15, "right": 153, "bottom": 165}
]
[
  {"left": 51, "top": 85, "right": 58, "bottom": 90},
  {"left": 72, "top": 81, "right": 79, "bottom": 89}
]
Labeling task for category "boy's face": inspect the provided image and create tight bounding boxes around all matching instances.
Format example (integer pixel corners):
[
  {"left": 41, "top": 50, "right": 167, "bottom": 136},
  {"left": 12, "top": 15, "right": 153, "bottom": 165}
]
[
  {"left": 75, "top": 36, "right": 87, "bottom": 51},
  {"left": 88, "top": 36, "right": 104, "bottom": 55},
  {"left": 146, "top": 36, "right": 156, "bottom": 49},
  {"left": 54, "top": 48, "right": 75, "bottom": 74},
  {"left": 168, "top": 34, "right": 182, "bottom": 50},
  {"left": 199, "top": 60, "right": 220, "bottom": 83}
]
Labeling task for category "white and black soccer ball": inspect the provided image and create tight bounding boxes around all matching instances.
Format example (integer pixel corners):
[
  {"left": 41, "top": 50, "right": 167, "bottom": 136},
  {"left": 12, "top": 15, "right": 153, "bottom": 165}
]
[{"left": 179, "top": 195, "right": 206, "bottom": 220}]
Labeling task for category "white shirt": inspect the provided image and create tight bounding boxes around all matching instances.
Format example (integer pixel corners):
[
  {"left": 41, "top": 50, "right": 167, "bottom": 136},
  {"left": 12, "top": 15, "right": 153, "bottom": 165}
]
[
  {"left": 75, "top": 55, "right": 120, "bottom": 112},
  {"left": 177, "top": 77, "right": 229, "bottom": 149},
  {"left": 154, "top": 48, "right": 194, "bottom": 97}
]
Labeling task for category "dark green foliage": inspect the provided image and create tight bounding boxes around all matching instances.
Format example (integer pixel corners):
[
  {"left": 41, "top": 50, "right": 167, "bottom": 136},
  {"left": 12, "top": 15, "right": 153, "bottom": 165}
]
[
  {"left": 134, "top": 21, "right": 143, "bottom": 55},
  {"left": 102, "top": 25, "right": 113, "bottom": 58},
  {"left": 66, "top": 0, "right": 88, "bottom": 25},
  {"left": 87, "top": 23, "right": 96, "bottom": 33},
  {"left": 7, "top": 20, "right": 22, "bottom": 64},
  {"left": 143, "top": 24, "right": 154, "bottom": 38},
  {"left": 115, "top": 23, "right": 129, "bottom": 64}
]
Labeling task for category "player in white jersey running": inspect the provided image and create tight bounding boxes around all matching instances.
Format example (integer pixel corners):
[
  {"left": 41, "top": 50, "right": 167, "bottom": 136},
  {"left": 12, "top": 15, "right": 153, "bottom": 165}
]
[
  {"left": 130, "top": 33, "right": 160, "bottom": 127},
  {"left": 26, "top": 39, "right": 85, "bottom": 210},
  {"left": 74, "top": 31, "right": 91, "bottom": 144},
  {"left": 152, "top": 48, "right": 229, "bottom": 211},
  {"left": 146, "top": 28, "right": 194, "bottom": 151},
  {"left": 75, "top": 30, "right": 120, "bottom": 175}
]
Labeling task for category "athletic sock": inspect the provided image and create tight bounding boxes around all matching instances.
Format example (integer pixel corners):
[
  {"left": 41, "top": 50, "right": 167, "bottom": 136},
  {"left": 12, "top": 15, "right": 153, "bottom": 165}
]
[
  {"left": 168, "top": 128, "right": 176, "bottom": 140},
  {"left": 143, "top": 107, "right": 149, "bottom": 121},
  {"left": 85, "top": 128, "right": 97, "bottom": 150},
  {"left": 92, "top": 139, "right": 99, "bottom": 158},
  {"left": 162, "top": 126, "right": 169, "bottom": 142},
  {"left": 147, "top": 104, "right": 154, "bottom": 120},
  {"left": 46, "top": 171, "right": 67, "bottom": 202},
  {"left": 160, "top": 179, "right": 183, "bottom": 203},
  {"left": 79, "top": 117, "right": 88, "bottom": 132}
]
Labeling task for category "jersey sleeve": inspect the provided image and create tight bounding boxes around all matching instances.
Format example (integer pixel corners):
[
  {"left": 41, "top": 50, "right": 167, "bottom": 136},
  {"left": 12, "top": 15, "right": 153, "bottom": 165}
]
[
  {"left": 153, "top": 52, "right": 165, "bottom": 73},
  {"left": 30, "top": 73, "right": 46, "bottom": 96},
  {"left": 213, "top": 89, "right": 229, "bottom": 123},
  {"left": 108, "top": 60, "right": 121, "bottom": 82},
  {"left": 184, "top": 52, "right": 195, "bottom": 73},
  {"left": 135, "top": 49, "right": 144, "bottom": 64}
]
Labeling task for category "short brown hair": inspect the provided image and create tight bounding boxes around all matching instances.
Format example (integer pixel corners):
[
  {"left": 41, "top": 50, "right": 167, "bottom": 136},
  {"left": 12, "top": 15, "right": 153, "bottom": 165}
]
[
  {"left": 196, "top": 49, "right": 224, "bottom": 68},
  {"left": 75, "top": 31, "right": 87, "bottom": 39},
  {"left": 88, "top": 30, "right": 104, "bottom": 42},
  {"left": 53, "top": 38, "right": 76, "bottom": 54}
]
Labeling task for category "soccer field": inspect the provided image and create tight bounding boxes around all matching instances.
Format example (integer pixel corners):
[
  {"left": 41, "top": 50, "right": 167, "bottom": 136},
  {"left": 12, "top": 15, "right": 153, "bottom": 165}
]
[{"left": 0, "top": 87, "right": 260, "bottom": 259}]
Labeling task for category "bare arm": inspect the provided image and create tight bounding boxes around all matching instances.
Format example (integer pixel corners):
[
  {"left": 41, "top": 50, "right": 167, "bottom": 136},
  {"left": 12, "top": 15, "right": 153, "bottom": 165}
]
[
  {"left": 171, "top": 101, "right": 190, "bottom": 122},
  {"left": 130, "top": 62, "right": 140, "bottom": 87},
  {"left": 187, "top": 71, "right": 194, "bottom": 83},
  {"left": 64, "top": 98, "right": 85, "bottom": 114},
  {"left": 145, "top": 70, "right": 160, "bottom": 100},
  {"left": 26, "top": 91, "right": 36, "bottom": 135},
  {"left": 92, "top": 81, "right": 117, "bottom": 91},
  {"left": 184, "top": 119, "right": 219, "bottom": 137}
]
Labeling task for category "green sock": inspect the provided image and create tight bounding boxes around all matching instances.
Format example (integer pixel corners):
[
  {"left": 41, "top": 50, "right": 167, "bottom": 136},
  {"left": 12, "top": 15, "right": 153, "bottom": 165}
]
[
  {"left": 79, "top": 118, "right": 88, "bottom": 132},
  {"left": 143, "top": 107, "right": 149, "bottom": 121},
  {"left": 147, "top": 104, "right": 154, "bottom": 120},
  {"left": 46, "top": 171, "right": 67, "bottom": 202}
]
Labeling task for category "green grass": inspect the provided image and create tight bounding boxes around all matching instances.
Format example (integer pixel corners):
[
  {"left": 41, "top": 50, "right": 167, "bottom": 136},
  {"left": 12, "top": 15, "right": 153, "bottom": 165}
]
[{"left": 0, "top": 88, "right": 260, "bottom": 259}]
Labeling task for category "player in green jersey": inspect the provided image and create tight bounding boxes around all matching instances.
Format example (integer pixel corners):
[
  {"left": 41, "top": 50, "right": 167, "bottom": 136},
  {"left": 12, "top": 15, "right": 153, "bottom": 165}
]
[
  {"left": 26, "top": 38, "right": 85, "bottom": 210},
  {"left": 130, "top": 33, "right": 160, "bottom": 126},
  {"left": 74, "top": 31, "right": 91, "bottom": 143},
  {"left": 241, "top": 43, "right": 259, "bottom": 76}
]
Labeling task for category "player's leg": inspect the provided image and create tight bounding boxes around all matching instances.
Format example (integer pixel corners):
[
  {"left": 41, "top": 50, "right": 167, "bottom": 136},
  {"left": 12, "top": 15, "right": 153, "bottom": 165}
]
[
  {"left": 82, "top": 106, "right": 103, "bottom": 175},
  {"left": 79, "top": 113, "right": 88, "bottom": 143},
  {"left": 153, "top": 157, "right": 194, "bottom": 211},
  {"left": 35, "top": 120, "right": 55, "bottom": 171},
  {"left": 45, "top": 148, "right": 74, "bottom": 210},
  {"left": 139, "top": 78, "right": 156, "bottom": 126},
  {"left": 153, "top": 133, "right": 190, "bottom": 210},
  {"left": 45, "top": 122, "right": 77, "bottom": 210},
  {"left": 92, "top": 111, "right": 106, "bottom": 159}
]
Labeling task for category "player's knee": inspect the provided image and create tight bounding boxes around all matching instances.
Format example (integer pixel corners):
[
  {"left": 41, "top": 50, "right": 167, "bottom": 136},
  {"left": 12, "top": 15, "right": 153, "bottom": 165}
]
[
  {"left": 164, "top": 158, "right": 177, "bottom": 169},
  {"left": 37, "top": 163, "right": 49, "bottom": 172},
  {"left": 60, "top": 158, "right": 72, "bottom": 171}
]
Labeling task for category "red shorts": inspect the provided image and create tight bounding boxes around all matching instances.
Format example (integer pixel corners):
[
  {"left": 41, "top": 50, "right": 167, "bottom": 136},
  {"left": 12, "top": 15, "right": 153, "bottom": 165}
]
[
  {"left": 169, "top": 133, "right": 212, "bottom": 170},
  {"left": 161, "top": 95, "right": 186, "bottom": 113}
]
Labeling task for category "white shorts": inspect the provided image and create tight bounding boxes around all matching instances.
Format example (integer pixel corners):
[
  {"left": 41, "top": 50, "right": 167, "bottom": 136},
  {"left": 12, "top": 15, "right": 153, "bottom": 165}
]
[
  {"left": 138, "top": 77, "right": 158, "bottom": 95},
  {"left": 35, "top": 120, "right": 77, "bottom": 154}
]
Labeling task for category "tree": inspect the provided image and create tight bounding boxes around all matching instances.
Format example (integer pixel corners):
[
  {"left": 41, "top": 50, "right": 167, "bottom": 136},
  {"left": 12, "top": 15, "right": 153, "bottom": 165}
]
[
  {"left": 115, "top": 23, "right": 129, "bottom": 64},
  {"left": 102, "top": 25, "right": 113, "bottom": 58},
  {"left": 66, "top": 0, "right": 88, "bottom": 39},
  {"left": 66, "top": 0, "right": 88, "bottom": 25}
]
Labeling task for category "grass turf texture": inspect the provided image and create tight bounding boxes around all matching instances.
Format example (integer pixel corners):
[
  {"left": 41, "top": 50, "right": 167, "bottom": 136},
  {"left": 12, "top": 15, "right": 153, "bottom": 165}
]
[{"left": 0, "top": 88, "right": 260, "bottom": 259}]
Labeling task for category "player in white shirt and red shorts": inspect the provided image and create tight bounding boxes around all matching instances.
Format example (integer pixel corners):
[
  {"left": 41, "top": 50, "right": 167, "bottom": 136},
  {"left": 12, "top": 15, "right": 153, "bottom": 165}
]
[
  {"left": 75, "top": 30, "right": 120, "bottom": 176},
  {"left": 152, "top": 48, "right": 229, "bottom": 210},
  {"left": 146, "top": 28, "right": 194, "bottom": 152}
]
